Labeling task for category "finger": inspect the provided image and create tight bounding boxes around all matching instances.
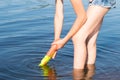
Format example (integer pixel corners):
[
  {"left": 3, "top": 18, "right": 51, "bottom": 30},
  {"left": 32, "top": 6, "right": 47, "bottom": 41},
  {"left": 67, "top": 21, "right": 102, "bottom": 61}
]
[
  {"left": 51, "top": 42, "right": 57, "bottom": 46},
  {"left": 49, "top": 44, "right": 57, "bottom": 50}
]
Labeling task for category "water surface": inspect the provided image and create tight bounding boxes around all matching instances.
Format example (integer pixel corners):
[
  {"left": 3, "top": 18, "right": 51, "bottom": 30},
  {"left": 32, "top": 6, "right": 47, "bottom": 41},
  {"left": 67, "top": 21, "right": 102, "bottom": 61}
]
[{"left": 0, "top": 0, "right": 120, "bottom": 80}]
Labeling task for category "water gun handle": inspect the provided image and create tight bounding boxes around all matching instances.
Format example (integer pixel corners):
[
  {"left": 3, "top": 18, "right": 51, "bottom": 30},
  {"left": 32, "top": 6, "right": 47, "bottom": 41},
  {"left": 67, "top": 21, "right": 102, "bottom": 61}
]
[{"left": 46, "top": 45, "right": 57, "bottom": 58}]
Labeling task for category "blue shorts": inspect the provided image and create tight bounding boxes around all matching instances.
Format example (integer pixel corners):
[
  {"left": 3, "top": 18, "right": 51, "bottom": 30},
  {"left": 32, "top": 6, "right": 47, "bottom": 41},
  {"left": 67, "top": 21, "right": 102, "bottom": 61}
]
[{"left": 89, "top": 0, "right": 116, "bottom": 8}]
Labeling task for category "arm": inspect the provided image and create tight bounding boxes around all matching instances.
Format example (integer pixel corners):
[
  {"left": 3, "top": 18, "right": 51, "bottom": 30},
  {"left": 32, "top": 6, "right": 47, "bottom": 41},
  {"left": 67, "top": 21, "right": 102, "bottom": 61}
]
[
  {"left": 54, "top": 0, "right": 64, "bottom": 41},
  {"left": 63, "top": 0, "right": 87, "bottom": 43},
  {"left": 52, "top": 0, "right": 87, "bottom": 49}
]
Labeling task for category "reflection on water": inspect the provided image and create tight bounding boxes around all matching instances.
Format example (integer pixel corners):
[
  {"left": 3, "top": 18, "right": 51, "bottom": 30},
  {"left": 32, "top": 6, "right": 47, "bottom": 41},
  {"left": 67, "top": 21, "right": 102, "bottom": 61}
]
[
  {"left": 40, "top": 65, "right": 57, "bottom": 80},
  {"left": 73, "top": 64, "right": 95, "bottom": 80},
  {"left": 40, "top": 64, "right": 95, "bottom": 80}
]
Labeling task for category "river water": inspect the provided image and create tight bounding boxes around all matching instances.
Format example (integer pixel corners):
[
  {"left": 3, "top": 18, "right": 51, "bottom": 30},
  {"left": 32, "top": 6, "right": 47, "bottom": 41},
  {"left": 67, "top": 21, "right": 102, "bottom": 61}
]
[{"left": 0, "top": 0, "right": 120, "bottom": 80}]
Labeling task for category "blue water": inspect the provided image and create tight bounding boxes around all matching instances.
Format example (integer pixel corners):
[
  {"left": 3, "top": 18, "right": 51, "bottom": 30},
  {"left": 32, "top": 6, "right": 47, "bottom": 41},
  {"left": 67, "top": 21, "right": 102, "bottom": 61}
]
[{"left": 0, "top": 0, "right": 120, "bottom": 80}]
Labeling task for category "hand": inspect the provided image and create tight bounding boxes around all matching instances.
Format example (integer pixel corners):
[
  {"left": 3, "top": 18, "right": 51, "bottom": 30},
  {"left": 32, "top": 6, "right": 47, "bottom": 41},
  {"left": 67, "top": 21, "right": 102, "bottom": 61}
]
[{"left": 52, "top": 38, "right": 66, "bottom": 50}]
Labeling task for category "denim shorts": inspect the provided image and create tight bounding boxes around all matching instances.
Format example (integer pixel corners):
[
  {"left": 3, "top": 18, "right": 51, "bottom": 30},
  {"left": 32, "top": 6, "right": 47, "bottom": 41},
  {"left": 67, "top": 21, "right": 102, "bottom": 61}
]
[{"left": 89, "top": 0, "right": 116, "bottom": 8}]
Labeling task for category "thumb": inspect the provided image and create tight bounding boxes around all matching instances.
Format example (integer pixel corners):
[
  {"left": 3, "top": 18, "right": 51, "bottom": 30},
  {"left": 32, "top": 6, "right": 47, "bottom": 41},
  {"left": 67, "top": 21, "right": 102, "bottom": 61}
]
[{"left": 51, "top": 41, "right": 57, "bottom": 46}]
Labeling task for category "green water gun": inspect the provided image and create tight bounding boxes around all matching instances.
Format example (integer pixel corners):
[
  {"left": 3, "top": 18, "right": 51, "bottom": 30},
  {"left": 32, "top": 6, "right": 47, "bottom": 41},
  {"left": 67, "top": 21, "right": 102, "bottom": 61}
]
[{"left": 39, "top": 45, "right": 57, "bottom": 66}]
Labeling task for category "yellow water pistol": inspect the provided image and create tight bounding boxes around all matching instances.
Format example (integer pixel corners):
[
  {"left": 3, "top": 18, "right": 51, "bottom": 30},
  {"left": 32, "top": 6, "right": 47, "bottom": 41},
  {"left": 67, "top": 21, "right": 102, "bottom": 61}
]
[{"left": 39, "top": 45, "right": 57, "bottom": 66}]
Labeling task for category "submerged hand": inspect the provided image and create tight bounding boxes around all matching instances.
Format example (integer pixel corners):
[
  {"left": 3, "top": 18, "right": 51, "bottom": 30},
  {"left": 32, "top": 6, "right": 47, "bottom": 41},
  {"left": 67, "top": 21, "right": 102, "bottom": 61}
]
[{"left": 52, "top": 38, "right": 66, "bottom": 50}]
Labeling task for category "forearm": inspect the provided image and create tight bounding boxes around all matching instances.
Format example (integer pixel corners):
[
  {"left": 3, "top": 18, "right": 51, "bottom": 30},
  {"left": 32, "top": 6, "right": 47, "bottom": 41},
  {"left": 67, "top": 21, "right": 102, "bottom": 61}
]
[
  {"left": 63, "top": 0, "right": 87, "bottom": 43},
  {"left": 64, "top": 15, "right": 87, "bottom": 42},
  {"left": 54, "top": 0, "right": 64, "bottom": 41}
]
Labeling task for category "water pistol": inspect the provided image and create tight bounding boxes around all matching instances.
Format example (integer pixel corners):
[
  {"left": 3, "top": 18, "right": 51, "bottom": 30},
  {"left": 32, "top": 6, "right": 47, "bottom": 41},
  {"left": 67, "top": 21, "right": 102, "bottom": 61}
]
[{"left": 39, "top": 45, "right": 57, "bottom": 66}]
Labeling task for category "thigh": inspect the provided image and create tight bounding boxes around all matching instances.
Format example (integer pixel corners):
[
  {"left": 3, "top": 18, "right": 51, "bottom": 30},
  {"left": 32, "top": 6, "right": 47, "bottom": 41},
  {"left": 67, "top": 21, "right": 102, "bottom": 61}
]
[
  {"left": 87, "top": 18, "right": 103, "bottom": 44},
  {"left": 72, "top": 5, "right": 109, "bottom": 42}
]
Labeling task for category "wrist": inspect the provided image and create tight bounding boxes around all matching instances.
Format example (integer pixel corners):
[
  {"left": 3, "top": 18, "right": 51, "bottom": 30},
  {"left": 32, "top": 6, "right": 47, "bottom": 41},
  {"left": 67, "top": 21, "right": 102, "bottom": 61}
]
[
  {"left": 54, "top": 38, "right": 60, "bottom": 41},
  {"left": 63, "top": 37, "right": 69, "bottom": 44}
]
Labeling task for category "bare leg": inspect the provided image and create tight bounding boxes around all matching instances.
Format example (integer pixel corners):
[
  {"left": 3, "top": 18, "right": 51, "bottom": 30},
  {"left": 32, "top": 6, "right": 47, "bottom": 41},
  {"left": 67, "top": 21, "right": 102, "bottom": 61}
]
[
  {"left": 86, "top": 19, "right": 103, "bottom": 65},
  {"left": 86, "top": 6, "right": 110, "bottom": 65},
  {"left": 72, "top": 5, "right": 110, "bottom": 69}
]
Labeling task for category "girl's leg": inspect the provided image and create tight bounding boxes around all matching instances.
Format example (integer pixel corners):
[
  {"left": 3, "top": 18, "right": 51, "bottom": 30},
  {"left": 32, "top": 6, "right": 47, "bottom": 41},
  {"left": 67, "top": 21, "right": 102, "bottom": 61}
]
[
  {"left": 72, "top": 5, "right": 110, "bottom": 69},
  {"left": 86, "top": 6, "right": 110, "bottom": 65},
  {"left": 86, "top": 19, "right": 103, "bottom": 65}
]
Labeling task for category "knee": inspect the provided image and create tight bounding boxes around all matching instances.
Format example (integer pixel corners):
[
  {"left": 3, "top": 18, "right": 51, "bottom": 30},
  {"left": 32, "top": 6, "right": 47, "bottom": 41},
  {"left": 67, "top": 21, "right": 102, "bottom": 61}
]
[
  {"left": 72, "top": 35, "right": 87, "bottom": 46},
  {"left": 72, "top": 26, "right": 89, "bottom": 46}
]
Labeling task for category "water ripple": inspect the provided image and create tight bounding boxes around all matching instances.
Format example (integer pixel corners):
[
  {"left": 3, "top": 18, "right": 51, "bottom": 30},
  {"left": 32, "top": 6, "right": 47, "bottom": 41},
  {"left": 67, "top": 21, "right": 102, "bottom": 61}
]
[{"left": 0, "top": 0, "right": 120, "bottom": 80}]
